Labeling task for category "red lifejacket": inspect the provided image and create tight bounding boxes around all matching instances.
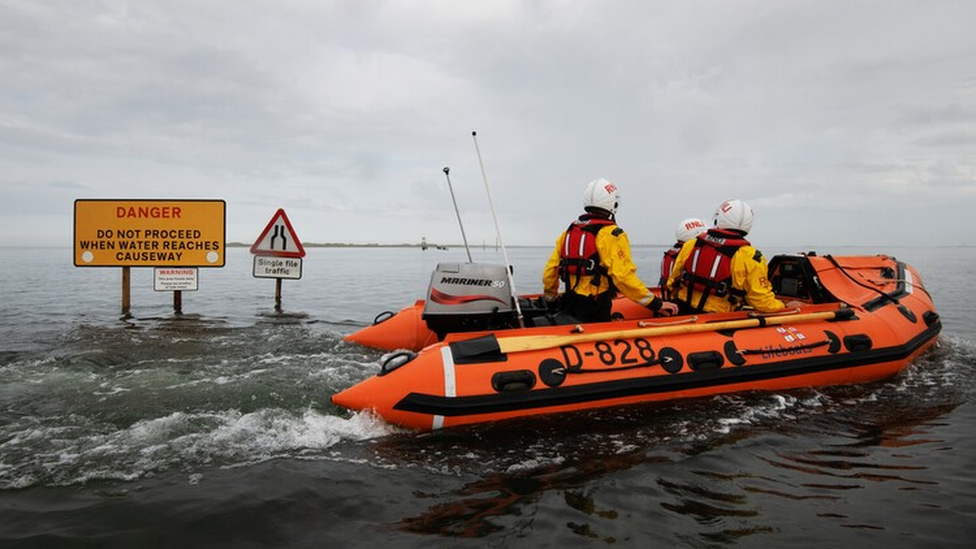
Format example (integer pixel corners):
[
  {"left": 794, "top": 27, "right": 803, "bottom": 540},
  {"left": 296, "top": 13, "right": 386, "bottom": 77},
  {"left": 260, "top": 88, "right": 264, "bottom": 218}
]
[
  {"left": 679, "top": 228, "right": 751, "bottom": 311},
  {"left": 659, "top": 243, "right": 682, "bottom": 299},
  {"left": 558, "top": 216, "right": 615, "bottom": 292}
]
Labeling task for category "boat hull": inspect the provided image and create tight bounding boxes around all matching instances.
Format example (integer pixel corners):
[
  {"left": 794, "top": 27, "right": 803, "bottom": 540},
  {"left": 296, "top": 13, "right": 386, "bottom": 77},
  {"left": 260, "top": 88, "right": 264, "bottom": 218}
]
[{"left": 334, "top": 254, "right": 941, "bottom": 431}]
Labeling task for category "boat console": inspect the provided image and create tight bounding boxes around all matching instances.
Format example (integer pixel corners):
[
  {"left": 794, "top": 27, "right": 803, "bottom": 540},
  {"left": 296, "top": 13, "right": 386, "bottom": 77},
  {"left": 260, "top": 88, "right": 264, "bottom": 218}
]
[{"left": 768, "top": 253, "right": 835, "bottom": 303}]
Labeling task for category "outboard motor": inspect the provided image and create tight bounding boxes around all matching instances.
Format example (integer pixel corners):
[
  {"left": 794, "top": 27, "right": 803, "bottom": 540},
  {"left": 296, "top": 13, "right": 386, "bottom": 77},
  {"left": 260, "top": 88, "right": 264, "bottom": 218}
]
[{"left": 422, "top": 262, "right": 515, "bottom": 337}]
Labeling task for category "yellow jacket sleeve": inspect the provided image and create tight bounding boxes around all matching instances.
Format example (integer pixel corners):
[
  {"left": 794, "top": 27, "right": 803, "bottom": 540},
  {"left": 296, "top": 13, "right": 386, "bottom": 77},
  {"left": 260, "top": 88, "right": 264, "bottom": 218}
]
[
  {"left": 596, "top": 226, "right": 655, "bottom": 307},
  {"left": 731, "top": 246, "right": 785, "bottom": 313},
  {"left": 666, "top": 238, "right": 696, "bottom": 291},
  {"left": 542, "top": 232, "right": 564, "bottom": 301}
]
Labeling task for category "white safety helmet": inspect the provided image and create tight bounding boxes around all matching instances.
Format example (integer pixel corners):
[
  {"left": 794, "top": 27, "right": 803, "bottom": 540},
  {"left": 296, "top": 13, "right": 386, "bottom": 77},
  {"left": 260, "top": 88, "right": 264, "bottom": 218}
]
[
  {"left": 583, "top": 178, "right": 619, "bottom": 215},
  {"left": 712, "top": 199, "right": 754, "bottom": 234},
  {"left": 675, "top": 217, "right": 707, "bottom": 243}
]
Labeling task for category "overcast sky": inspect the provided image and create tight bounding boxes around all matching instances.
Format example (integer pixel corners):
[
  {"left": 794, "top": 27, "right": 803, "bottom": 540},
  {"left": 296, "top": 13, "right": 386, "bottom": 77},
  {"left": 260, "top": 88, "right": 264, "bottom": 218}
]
[{"left": 2, "top": 0, "right": 974, "bottom": 249}]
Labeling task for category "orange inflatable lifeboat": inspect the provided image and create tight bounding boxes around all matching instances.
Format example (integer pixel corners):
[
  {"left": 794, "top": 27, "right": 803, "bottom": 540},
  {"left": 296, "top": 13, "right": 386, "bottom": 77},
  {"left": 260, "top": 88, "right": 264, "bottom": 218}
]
[{"left": 333, "top": 254, "right": 941, "bottom": 431}]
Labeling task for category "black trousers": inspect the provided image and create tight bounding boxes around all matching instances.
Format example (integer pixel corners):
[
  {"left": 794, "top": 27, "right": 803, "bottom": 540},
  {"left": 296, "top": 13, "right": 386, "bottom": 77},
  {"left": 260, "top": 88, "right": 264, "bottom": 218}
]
[{"left": 560, "top": 291, "right": 614, "bottom": 323}]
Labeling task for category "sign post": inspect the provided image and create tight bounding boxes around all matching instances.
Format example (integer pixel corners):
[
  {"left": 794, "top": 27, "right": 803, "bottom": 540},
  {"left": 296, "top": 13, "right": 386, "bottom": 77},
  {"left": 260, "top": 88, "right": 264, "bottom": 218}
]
[
  {"left": 74, "top": 199, "right": 225, "bottom": 315},
  {"left": 122, "top": 267, "right": 131, "bottom": 315},
  {"left": 154, "top": 268, "right": 199, "bottom": 314},
  {"left": 250, "top": 209, "right": 305, "bottom": 311}
]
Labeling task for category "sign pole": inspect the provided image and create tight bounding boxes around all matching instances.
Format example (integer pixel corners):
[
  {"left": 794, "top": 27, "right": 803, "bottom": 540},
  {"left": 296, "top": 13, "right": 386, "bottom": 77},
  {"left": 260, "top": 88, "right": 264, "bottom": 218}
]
[
  {"left": 121, "top": 266, "right": 131, "bottom": 316},
  {"left": 275, "top": 278, "right": 283, "bottom": 311},
  {"left": 154, "top": 267, "right": 198, "bottom": 314},
  {"left": 74, "top": 199, "right": 226, "bottom": 319},
  {"left": 250, "top": 209, "right": 306, "bottom": 312}
]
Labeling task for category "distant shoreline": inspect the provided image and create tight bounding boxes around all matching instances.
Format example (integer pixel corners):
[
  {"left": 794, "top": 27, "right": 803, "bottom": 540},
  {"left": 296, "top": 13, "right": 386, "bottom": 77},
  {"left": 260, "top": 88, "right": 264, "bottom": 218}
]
[
  {"left": 224, "top": 242, "right": 950, "bottom": 249},
  {"left": 226, "top": 242, "right": 526, "bottom": 249},
  {"left": 5, "top": 243, "right": 960, "bottom": 250},
  {"left": 226, "top": 242, "right": 558, "bottom": 249},
  {"left": 227, "top": 242, "right": 429, "bottom": 248}
]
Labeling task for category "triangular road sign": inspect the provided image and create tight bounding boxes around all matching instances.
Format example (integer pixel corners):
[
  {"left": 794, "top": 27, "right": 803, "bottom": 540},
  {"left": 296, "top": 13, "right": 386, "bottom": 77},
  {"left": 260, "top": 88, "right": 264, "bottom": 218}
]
[{"left": 250, "top": 209, "right": 306, "bottom": 258}]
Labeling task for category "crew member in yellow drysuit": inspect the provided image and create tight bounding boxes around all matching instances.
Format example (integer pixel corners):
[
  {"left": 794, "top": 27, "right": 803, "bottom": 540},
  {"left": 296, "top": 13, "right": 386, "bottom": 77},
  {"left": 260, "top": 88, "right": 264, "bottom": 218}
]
[
  {"left": 667, "top": 199, "right": 799, "bottom": 314},
  {"left": 543, "top": 178, "right": 677, "bottom": 323}
]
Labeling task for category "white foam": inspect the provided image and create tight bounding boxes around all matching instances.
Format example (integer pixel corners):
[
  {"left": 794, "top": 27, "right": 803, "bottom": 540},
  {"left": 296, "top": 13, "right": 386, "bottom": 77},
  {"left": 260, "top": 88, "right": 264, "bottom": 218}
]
[
  {"left": 504, "top": 455, "right": 566, "bottom": 474},
  {"left": 94, "top": 385, "right": 130, "bottom": 396},
  {"left": 0, "top": 408, "right": 400, "bottom": 490},
  {"left": 703, "top": 393, "right": 807, "bottom": 434},
  {"left": 206, "top": 408, "right": 397, "bottom": 457}
]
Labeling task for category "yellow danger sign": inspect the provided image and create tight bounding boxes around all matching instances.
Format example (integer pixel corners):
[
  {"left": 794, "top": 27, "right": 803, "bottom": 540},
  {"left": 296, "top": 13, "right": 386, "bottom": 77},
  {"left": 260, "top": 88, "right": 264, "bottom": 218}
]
[{"left": 74, "top": 199, "right": 226, "bottom": 267}]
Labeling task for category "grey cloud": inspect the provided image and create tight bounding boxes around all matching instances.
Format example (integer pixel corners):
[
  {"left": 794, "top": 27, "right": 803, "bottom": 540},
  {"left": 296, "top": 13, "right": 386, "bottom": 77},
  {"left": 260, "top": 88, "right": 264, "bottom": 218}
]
[{"left": 2, "top": 0, "right": 975, "bottom": 249}]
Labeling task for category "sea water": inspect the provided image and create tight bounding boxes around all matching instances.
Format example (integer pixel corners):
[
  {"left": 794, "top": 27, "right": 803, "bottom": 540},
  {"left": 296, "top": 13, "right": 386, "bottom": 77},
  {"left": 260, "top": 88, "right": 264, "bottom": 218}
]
[{"left": 1, "top": 245, "right": 974, "bottom": 548}]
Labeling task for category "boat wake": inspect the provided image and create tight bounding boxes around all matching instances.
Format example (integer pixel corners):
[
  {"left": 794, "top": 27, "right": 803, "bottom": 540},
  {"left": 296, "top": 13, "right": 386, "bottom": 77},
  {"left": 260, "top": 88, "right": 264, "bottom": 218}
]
[
  {"left": 0, "top": 407, "right": 397, "bottom": 490},
  {"left": 1, "top": 323, "right": 970, "bottom": 492},
  {"left": 0, "top": 320, "right": 395, "bottom": 490}
]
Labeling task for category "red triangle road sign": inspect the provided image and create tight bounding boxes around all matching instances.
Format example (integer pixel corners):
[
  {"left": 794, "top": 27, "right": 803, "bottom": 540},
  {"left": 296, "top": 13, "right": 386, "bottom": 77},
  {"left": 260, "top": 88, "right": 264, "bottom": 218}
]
[{"left": 250, "top": 209, "right": 306, "bottom": 258}]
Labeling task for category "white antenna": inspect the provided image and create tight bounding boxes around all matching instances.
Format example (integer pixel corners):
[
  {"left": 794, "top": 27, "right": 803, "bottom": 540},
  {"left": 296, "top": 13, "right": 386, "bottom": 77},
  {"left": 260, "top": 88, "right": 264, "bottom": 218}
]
[
  {"left": 471, "top": 131, "right": 524, "bottom": 328},
  {"left": 442, "top": 167, "right": 473, "bottom": 263}
]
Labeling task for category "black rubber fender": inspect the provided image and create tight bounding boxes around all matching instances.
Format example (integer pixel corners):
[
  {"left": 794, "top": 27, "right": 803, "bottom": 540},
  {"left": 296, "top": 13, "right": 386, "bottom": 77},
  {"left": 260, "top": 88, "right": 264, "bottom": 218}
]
[
  {"left": 379, "top": 350, "right": 417, "bottom": 376},
  {"left": 724, "top": 340, "right": 747, "bottom": 366},
  {"left": 373, "top": 310, "right": 395, "bottom": 325}
]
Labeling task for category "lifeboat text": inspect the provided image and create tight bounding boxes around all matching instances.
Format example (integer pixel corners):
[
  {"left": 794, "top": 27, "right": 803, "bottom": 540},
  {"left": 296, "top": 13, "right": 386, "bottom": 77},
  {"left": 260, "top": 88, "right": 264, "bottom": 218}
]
[{"left": 759, "top": 344, "right": 814, "bottom": 359}]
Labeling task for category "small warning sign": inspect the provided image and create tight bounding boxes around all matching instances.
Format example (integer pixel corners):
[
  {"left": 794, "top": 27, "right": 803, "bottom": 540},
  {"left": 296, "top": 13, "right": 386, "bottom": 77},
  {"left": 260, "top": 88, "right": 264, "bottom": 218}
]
[
  {"left": 154, "top": 268, "right": 199, "bottom": 291},
  {"left": 250, "top": 209, "right": 305, "bottom": 258}
]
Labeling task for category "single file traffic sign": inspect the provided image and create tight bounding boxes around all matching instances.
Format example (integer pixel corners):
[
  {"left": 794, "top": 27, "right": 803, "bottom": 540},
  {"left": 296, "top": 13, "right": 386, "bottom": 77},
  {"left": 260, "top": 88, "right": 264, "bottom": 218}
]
[
  {"left": 250, "top": 209, "right": 306, "bottom": 258},
  {"left": 252, "top": 256, "right": 302, "bottom": 280}
]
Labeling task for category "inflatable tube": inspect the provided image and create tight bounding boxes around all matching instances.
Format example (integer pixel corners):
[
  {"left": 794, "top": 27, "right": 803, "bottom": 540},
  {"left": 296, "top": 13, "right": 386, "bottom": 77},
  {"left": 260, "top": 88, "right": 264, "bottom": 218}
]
[{"left": 334, "top": 254, "right": 941, "bottom": 431}]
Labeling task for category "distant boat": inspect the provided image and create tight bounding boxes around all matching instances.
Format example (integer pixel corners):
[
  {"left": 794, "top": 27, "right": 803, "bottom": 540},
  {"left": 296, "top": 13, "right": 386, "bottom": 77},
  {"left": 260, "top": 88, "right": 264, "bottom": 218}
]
[{"left": 420, "top": 237, "right": 448, "bottom": 251}]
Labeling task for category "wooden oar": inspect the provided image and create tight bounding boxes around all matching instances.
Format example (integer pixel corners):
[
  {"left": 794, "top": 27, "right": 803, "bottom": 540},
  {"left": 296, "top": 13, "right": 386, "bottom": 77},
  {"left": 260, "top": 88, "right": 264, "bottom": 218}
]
[{"left": 496, "top": 309, "right": 853, "bottom": 354}]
